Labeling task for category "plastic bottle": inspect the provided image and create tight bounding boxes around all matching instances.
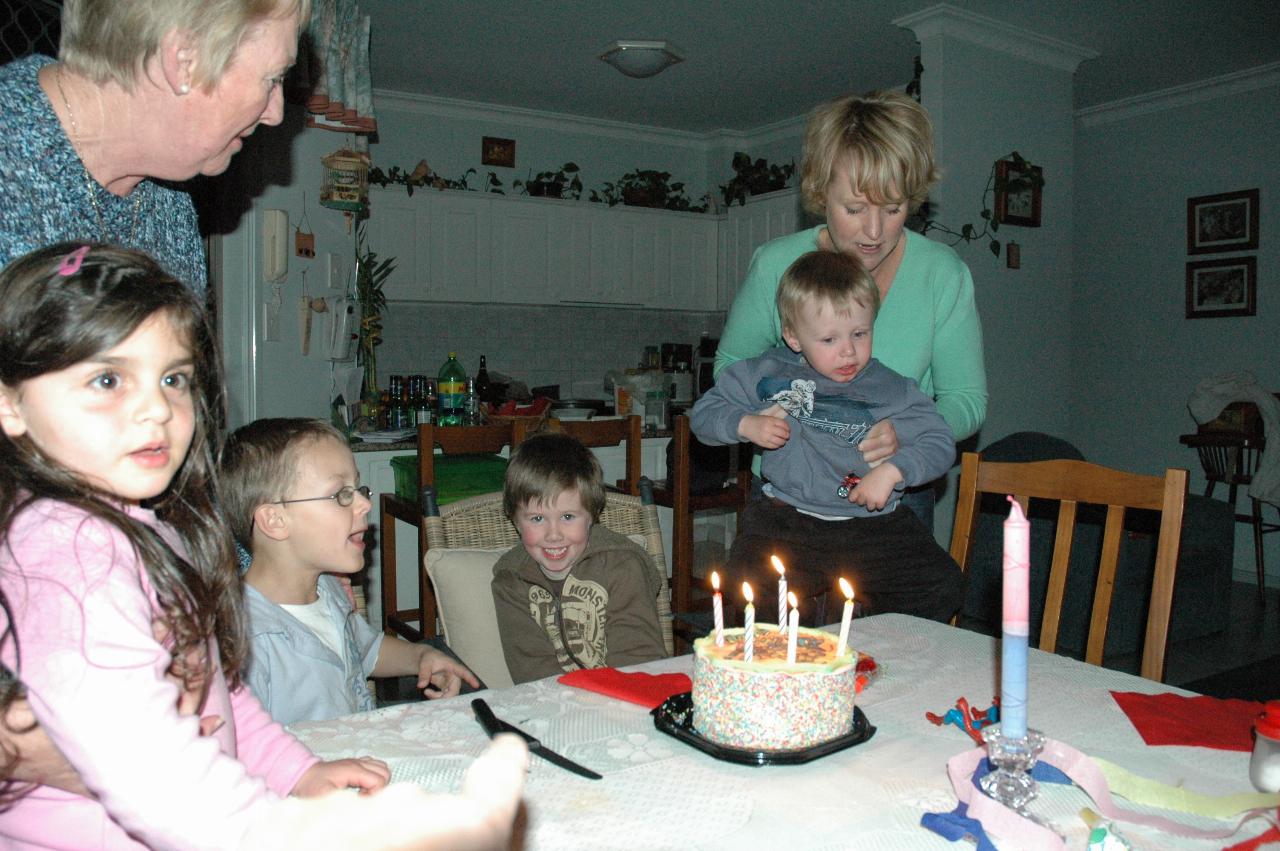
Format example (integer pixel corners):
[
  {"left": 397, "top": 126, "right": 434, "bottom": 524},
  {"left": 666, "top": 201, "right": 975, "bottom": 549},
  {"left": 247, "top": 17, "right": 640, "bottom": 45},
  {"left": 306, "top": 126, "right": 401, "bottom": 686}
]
[
  {"left": 437, "top": 353, "right": 467, "bottom": 426},
  {"left": 1250, "top": 701, "right": 1280, "bottom": 793},
  {"left": 475, "top": 355, "right": 492, "bottom": 404}
]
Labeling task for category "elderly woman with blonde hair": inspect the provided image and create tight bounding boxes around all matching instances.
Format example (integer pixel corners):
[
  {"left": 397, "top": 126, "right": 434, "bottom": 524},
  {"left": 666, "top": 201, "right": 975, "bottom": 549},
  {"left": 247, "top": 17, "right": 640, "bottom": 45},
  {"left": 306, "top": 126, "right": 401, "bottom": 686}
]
[
  {"left": 0, "top": 0, "right": 310, "bottom": 293},
  {"left": 715, "top": 90, "right": 989, "bottom": 531}
]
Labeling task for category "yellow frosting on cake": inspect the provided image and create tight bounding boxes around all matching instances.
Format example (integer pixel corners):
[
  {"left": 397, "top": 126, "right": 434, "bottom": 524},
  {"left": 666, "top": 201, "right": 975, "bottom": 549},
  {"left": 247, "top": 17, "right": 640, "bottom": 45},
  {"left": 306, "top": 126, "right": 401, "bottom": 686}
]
[{"left": 694, "top": 626, "right": 855, "bottom": 673}]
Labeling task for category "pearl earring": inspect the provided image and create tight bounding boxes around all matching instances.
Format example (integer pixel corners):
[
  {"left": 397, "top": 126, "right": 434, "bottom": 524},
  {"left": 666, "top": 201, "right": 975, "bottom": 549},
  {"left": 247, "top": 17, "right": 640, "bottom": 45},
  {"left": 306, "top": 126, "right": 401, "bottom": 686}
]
[{"left": 179, "top": 83, "right": 190, "bottom": 94}]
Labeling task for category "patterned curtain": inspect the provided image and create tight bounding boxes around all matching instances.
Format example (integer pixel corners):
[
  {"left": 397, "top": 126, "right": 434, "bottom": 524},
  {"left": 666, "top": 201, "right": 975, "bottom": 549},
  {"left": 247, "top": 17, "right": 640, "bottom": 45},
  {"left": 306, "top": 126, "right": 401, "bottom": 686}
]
[{"left": 301, "top": 0, "right": 375, "bottom": 133}]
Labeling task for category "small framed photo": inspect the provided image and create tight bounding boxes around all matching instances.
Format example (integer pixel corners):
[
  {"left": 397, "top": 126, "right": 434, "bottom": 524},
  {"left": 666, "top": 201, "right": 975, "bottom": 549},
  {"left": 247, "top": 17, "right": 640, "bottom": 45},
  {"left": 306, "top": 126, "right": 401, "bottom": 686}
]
[
  {"left": 994, "top": 159, "right": 1042, "bottom": 228},
  {"left": 481, "top": 136, "right": 515, "bottom": 168},
  {"left": 1185, "top": 256, "right": 1256, "bottom": 319},
  {"left": 1187, "top": 188, "right": 1259, "bottom": 254}
]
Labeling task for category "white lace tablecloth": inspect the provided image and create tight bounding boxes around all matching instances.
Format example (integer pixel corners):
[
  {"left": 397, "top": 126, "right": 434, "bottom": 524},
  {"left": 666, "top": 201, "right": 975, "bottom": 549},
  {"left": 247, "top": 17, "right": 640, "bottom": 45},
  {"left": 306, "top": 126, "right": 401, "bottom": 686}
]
[{"left": 290, "top": 614, "right": 1266, "bottom": 850}]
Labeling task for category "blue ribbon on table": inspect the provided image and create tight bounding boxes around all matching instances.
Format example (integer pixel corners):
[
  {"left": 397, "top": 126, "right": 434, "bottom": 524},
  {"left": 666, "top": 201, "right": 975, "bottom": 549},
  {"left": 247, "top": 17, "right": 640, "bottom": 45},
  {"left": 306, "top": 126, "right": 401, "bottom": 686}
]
[{"left": 920, "top": 758, "right": 1072, "bottom": 848}]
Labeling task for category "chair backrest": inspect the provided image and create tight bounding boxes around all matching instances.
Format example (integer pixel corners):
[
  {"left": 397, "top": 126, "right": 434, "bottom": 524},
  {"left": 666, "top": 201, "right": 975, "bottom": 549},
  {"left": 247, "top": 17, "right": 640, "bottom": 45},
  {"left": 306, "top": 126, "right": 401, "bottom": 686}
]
[
  {"left": 657, "top": 414, "right": 753, "bottom": 616},
  {"left": 949, "top": 451, "right": 1188, "bottom": 682},
  {"left": 422, "top": 484, "right": 674, "bottom": 682},
  {"left": 1180, "top": 431, "right": 1262, "bottom": 485},
  {"left": 544, "top": 415, "right": 643, "bottom": 494},
  {"left": 416, "top": 421, "right": 531, "bottom": 493}
]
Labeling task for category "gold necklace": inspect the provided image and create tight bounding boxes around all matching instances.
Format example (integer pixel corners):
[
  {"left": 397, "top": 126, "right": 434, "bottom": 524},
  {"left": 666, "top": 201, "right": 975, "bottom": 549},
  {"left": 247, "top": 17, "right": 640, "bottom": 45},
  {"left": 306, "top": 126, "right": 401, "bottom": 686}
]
[{"left": 55, "top": 65, "right": 143, "bottom": 244}]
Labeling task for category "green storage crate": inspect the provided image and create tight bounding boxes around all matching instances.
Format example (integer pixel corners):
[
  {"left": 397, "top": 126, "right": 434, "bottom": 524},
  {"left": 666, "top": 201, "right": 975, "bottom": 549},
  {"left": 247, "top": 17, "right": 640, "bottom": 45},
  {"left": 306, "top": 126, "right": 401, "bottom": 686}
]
[{"left": 390, "top": 453, "right": 509, "bottom": 506}]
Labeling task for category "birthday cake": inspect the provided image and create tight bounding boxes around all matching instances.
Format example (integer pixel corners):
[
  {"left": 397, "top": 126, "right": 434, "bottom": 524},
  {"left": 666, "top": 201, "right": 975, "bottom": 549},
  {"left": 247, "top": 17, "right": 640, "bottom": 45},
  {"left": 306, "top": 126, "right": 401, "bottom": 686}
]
[{"left": 692, "top": 625, "right": 859, "bottom": 751}]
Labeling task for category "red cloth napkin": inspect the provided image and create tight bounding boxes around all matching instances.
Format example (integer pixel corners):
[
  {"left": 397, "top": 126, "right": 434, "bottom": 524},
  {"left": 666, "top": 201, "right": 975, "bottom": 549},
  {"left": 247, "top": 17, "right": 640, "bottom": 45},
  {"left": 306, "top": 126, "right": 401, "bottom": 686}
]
[
  {"left": 558, "top": 668, "right": 692, "bottom": 709},
  {"left": 1111, "top": 690, "right": 1262, "bottom": 751}
]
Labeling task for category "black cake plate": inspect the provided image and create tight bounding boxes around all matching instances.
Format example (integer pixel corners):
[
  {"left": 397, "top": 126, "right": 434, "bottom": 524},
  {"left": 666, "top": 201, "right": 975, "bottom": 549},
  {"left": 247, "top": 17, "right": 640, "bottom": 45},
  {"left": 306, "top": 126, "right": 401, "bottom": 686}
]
[{"left": 651, "top": 691, "right": 875, "bottom": 766}]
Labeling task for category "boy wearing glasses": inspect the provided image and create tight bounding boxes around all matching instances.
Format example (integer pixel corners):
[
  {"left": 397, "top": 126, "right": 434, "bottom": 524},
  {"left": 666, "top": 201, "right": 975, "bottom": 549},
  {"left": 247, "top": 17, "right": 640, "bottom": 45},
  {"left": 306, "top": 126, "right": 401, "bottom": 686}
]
[{"left": 221, "top": 418, "right": 477, "bottom": 724}]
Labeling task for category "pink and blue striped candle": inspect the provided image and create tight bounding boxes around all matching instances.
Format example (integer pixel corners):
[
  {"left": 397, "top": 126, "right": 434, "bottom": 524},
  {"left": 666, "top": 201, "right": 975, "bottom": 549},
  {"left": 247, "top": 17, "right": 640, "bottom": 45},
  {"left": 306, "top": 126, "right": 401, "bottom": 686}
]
[{"left": 1001, "top": 496, "right": 1031, "bottom": 739}]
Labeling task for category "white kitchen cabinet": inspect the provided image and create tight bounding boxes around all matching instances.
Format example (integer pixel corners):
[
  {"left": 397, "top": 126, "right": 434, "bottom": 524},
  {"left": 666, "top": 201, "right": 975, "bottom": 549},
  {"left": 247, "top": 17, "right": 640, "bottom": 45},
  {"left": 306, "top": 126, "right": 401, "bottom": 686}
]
[
  {"left": 366, "top": 190, "right": 423, "bottom": 302},
  {"left": 717, "top": 187, "right": 801, "bottom": 310},
  {"left": 628, "top": 208, "right": 718, "bottom": 312},
  {"left": 368, "top": 186, "right": 796, "bottom": 311},
  {"left": 428, "top": 190, "right": 493, "bottom": 303}
]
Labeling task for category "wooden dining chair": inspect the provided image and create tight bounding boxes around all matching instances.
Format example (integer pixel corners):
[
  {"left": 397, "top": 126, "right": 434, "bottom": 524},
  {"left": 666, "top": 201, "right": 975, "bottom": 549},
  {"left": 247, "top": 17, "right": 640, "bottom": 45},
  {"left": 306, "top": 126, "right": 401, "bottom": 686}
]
[
  {"left": 544, "top": 415, "right": 643, "bottom": 494},
  {"left": 1179, "top": 429, "right": 1276, "bottom": 600},
  {"left": 420, "top": 480, "right": 674, "bottom": 685},
  {"left": 379, "top": 420, "right": 531, "bottom": 641},
  {"left": 651, "top": 414, "right": 753, "bottom": 635},
  {"left": 949, "top": 451, "right": 1189, "bottom": 682}
]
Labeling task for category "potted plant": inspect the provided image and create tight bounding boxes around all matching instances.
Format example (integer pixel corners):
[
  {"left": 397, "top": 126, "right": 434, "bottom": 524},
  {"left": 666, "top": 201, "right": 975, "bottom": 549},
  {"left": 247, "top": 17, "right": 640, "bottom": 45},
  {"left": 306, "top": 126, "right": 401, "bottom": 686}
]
[
  {"left": 912, "top": 150, "right": 1044, "bottom": 259},
  {"left": 513, "top": 162, "right": 582, "bottom": 199},
  {"left": 719, "top": 152, "right": 796, "bottom": 207},
  {"left": 591, "top": 168, "right": 708, "bottom": 212},
  {"left": 353, "top": 224, "right": 394, "bottom": 404}
]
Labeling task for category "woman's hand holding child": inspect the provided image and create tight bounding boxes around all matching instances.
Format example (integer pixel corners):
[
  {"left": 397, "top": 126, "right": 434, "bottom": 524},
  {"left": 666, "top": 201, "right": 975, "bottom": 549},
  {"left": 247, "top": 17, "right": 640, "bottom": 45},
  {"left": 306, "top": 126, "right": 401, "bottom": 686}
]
[{"left": 857, "top": 418, "right": 899, "bottom": 466}]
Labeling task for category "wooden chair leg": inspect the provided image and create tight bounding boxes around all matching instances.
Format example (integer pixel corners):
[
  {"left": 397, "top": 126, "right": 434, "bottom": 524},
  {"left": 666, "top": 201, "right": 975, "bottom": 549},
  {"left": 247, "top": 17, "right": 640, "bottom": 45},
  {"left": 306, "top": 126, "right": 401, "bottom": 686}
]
[{"left": 1253, "top": 497, "right": 1267, "bottom": 602}]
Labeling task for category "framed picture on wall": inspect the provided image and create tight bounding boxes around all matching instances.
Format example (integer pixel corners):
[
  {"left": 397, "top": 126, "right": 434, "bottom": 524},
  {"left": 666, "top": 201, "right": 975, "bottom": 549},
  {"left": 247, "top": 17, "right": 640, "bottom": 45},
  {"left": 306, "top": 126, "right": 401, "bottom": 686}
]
[
  {"left": 1186, "top": 188, "right": 1259, "bottom": 254},
  {"left": 1185, "top": 256, "right": 1256, "bottom": 319},
  {"left": 481, "top": 136, "right": 515, "bottom": 168},
  {"left": 993, "top": 158, "right": 1042, "bottom": 227}
]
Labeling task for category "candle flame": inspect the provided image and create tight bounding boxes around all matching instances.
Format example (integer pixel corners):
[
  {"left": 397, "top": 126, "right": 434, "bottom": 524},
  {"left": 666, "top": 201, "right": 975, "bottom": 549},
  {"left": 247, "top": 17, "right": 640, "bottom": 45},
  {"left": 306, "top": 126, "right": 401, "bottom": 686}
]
[
  {"left": 711, "top": 571, "right": 720, "bottom": 591},
  {"left": 742, "top": 582, "right": 753, "bottom": 603},
  {"left": 787, "top": 591, "right": 798, "bottom": 608},
  {"left": 770, "top": 555, "right": 785, "bottom": 576},
  {"left": 839, "top": 577, "right": 854, "bottom": 599}
]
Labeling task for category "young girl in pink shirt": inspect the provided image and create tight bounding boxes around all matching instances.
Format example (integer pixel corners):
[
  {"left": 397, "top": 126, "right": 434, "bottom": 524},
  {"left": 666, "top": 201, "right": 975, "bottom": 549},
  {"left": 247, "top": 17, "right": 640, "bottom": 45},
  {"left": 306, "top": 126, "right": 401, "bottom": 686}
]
[{"left": 0, "top": 244, "right": 526, "bottom": 849}]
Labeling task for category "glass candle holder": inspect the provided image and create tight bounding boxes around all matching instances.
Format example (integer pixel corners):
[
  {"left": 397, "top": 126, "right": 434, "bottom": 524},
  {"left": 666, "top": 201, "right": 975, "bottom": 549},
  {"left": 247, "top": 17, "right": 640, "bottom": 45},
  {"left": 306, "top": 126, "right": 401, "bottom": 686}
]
[{"left": 980, "top": 725, "right": 1046, "bottom": 816}]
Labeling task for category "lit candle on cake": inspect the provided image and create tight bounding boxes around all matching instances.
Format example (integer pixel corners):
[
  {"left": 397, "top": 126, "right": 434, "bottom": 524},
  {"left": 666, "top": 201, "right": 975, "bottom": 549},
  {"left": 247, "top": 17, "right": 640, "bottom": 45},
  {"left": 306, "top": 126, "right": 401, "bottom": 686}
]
[
  {"left": 711, "top": 571, "right": 724, "bottom": 646},
  {"left": 836, "top": 578, "right": 855, "bottom": 658},
  {"left": 771, "top": 555, "right": 787, "bottom": 632},
  {"left": 742, "top": 582, "right": 755, "bottom": 662},
  {"left": 1001, "top": 496, "right": 1031, "bottom": 739},
  {"left": 786, "top": 592, "right": 799, "bottom": 663}
]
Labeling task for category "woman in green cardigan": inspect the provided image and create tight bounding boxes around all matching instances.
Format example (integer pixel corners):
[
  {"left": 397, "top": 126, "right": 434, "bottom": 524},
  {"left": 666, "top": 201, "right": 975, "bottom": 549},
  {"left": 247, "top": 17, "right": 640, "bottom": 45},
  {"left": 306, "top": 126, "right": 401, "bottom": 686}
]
[{"left": 715, "top": 90, "right": 988, "bottom": 531}]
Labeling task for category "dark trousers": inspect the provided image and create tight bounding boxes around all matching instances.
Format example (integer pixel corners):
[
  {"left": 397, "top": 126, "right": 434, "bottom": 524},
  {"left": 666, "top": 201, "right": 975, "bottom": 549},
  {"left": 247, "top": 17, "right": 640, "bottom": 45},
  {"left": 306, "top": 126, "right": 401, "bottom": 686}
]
[{"left": 723, "top": 496, "right": 963, "bottom": 626}]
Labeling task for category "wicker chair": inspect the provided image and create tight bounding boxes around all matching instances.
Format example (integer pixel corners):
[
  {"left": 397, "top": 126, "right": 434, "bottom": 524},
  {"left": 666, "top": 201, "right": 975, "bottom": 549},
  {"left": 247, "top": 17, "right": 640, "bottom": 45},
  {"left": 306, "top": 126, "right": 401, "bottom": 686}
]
[{"left": 421, "top": 479, "right": 674, "bottom": 687}]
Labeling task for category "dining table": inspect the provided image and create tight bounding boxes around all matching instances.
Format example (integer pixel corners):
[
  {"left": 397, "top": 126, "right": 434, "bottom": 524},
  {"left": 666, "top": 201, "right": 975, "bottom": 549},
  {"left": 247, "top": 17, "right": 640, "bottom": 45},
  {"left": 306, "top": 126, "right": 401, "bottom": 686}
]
[{"left": 289, "top": 614, "right": 1270, "bottom": 850}]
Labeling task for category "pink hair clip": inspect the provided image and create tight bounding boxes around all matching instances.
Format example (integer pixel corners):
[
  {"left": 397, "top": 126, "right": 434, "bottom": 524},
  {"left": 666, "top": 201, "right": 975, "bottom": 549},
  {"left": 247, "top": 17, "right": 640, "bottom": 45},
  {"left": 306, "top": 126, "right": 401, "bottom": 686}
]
[{"left": 58, "top": 245, "right": 91, "bottom": 277}]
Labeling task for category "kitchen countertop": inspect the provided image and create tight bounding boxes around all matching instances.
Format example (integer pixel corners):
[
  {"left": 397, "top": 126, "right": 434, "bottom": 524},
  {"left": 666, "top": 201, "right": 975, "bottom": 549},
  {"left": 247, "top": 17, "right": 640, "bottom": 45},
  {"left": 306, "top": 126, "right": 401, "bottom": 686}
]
[{"left": 348, "top": 429, "right": 674, "bottom": 453}]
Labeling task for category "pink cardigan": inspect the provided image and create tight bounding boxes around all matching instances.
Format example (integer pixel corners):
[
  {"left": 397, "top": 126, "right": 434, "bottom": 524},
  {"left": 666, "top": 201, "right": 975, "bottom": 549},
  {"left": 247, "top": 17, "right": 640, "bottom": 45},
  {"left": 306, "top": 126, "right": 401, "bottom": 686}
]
[{"left": 0, "top": 499, "right": 318, "bottom": 849}]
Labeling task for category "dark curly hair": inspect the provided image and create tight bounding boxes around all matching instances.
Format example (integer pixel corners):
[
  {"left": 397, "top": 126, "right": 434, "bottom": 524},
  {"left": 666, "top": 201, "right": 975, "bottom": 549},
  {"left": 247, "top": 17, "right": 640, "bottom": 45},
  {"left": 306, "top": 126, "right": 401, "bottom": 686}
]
[{"left": 0, "top": 243, "right": 244, "bottom": 803}]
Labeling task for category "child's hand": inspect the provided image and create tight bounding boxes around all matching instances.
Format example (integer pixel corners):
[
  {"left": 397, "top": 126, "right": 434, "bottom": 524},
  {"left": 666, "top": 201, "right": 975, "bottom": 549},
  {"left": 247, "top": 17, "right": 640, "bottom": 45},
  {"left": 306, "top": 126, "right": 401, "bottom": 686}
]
[
  {"left": 291, "top": 757, "right": 391, "bottom": 798},
  {"left": 417, "top": 646, "right": 480, "bottom": 698},
  {"left": 847, "top": 463, "right": 903, "bottom": 511},
  {"left": 243, "top": 735, "right": 528, "bottom": 851},
  {"left": 857, "top": 419, "right": 899, "bottom": 468},
  {"left": 738, "top": 405, "right": 790, "bottom": 449}
]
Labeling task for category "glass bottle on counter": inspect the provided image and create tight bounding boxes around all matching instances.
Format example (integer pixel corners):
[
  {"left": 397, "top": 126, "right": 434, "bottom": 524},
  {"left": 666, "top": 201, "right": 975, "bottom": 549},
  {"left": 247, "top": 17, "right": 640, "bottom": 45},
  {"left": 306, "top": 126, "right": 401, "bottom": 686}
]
[
  {"left": 437, "top": 353, "right": 467, "bottom": 426},
  {"left": 463, "top": 378, "right": 482, "bottom": 426},
  {"left": 475, "top": 355, "right": 491, "bottom": 404},
  {"left": 385, "top": 375, "right": 409, "bottom": 430},
  {"left": 411, "top": 375, "right": 433, "bottom": 426}
]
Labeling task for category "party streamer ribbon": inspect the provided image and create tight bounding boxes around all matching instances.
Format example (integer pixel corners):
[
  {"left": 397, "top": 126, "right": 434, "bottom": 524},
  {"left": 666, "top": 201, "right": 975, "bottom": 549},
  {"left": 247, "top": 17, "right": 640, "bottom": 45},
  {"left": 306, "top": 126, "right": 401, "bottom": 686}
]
[{"left": 938, "top": 739, "right": 1280, "bottom": 849}]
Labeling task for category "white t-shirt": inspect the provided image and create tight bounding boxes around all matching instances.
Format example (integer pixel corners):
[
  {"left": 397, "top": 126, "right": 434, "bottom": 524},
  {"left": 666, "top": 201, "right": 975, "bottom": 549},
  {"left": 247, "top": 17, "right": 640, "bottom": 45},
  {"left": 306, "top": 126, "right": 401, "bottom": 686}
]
[{"left": 282, "top": 598, "right": 345, "bottom": 660}]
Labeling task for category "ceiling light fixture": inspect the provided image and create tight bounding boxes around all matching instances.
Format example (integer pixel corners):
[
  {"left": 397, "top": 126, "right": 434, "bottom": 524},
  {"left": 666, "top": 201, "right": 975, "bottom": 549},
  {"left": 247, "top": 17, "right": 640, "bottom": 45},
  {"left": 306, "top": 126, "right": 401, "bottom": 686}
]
[{"left": 598, "top": 40, "right": 684, "bottom": 78}]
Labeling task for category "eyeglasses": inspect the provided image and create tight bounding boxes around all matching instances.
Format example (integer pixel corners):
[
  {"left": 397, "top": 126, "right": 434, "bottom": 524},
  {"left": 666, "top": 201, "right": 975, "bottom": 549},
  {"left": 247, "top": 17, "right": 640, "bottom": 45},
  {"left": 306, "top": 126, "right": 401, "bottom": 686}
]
[{"left": 276, "top": 485, "right": 372, "bottom": 508}]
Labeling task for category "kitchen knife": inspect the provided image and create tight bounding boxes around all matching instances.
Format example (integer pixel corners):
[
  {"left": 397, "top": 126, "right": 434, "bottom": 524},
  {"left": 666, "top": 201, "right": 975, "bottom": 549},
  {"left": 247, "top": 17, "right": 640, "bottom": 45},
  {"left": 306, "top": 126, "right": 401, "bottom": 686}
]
[{"left": 471, "top": 698, "right": 602, "bottom": 780}]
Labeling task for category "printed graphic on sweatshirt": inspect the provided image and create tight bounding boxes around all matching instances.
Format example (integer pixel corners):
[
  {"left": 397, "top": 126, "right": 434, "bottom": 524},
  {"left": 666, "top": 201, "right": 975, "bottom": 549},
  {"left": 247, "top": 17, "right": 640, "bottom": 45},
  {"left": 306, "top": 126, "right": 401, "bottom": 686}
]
[
  {"left": 757, "top": 377, "right": 876, "bottom": 446},
  {"left": 527, "top": 576, "right": 609, "bottom": 670}
]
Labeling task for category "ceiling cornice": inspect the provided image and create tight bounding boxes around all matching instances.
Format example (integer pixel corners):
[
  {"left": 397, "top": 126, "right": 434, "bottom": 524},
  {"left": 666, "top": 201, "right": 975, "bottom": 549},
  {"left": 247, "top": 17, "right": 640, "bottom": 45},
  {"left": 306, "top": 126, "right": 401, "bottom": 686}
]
[
  {"left": 1075, "top": 61, "right": 1280, "bottom": 127},
  {"left": 893, "top": 3, "right": 1098, "bottom": 73}
]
